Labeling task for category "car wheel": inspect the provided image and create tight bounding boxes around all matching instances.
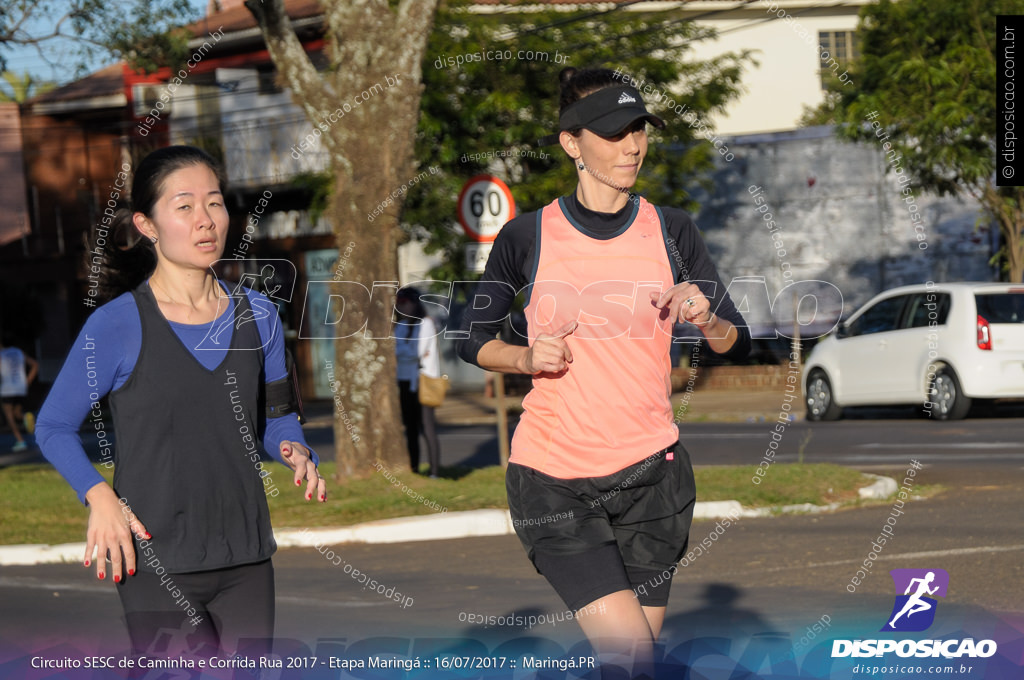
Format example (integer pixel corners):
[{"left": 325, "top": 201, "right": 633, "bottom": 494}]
[
  {"left": 806, "top": 370, "right": 842, "bottom": 421},
  {"left": 930, "top": 364, "right": 972, "bottom": 421}
]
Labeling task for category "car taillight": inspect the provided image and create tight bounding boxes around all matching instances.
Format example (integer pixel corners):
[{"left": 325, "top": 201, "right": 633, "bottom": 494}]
[{"left": 977, "top": 314, "right": 992, "bottom": 350}]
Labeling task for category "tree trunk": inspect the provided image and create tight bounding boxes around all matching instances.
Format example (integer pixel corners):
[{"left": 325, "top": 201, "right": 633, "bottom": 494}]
[
  {"left": 246, "top": 0, "right": 440, "bottom": 475},
  {"left": 981, "top": 183, "right": 1024, "bottom": 282}
]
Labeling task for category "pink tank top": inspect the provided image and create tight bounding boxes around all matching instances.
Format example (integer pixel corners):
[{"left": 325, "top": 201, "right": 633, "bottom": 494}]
[{"left": 510, "top": 196, "right": 679, "bottom": 478}]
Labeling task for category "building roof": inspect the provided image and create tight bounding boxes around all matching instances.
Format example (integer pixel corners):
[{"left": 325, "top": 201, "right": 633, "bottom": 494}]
[
  {"left": 28, "top": 63, "right": 127, "bottom": 112},
  {"left": 25, "top": 0, "right": 324, "bottom": 109},
  {"left": 184, "top": 0, "right": 867, "bottom": 36},
  {"left": 185, "top": 0, "right": 324, "bottom": 37}
]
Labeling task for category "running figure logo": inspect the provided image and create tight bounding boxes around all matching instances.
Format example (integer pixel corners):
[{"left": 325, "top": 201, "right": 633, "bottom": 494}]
[
  {"left": 196, "top": 259, "right": 296, "bottom": 351},
  {"left": 882, "top": 568, "right": 949, "bottom": 632},
  {"left": 207, "top": 265, "right": 278, "bottom": 346}
]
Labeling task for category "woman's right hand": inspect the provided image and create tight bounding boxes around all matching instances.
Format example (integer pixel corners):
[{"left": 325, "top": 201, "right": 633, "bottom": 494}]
[
  {"left": 84, "top": 482, "right": 150, "bottom": 583},
  {"left": 520, "top": 320, "right": 577, "bottom": 374}
]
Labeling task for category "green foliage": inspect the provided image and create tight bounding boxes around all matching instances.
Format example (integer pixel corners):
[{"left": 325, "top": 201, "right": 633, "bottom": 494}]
[
  {"left": 0, "top": 0, "right": 198, "bottom": 77},
  {"left": 827, "top": 0, "right": 1013, "bottom": 195},
  {"left": 0, "top": 71, "right": 56, "bottom": 102},
  {"left": 103, "top": 20, "right": 195, "bottom": 75},
  {"left": 694, "top": 463, "right": 917, "bottom": 509},
  {"left": 403, "top": 1, "right": 754, "bottom": 285},
  {"left": 290, "top": 171, "right": 335, "bottom": 224},
  {"left": 798, "top": 90, "right": 841, "bottom": 128},
  {"left": 814, "top": 0, "right": 1024, "bottom": 279},
  {"left": 182, "top": 134, "right": 225, "bottom": 168}
]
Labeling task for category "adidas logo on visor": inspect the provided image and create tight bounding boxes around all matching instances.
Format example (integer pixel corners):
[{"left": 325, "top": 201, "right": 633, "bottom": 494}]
[{"left": 617, "top": 92, "right": 637, "bottom": 104}]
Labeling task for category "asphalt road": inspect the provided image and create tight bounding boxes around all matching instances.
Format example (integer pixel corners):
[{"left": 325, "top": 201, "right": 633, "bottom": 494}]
[
  {"left": 3, "top": 413, "right": 1022, "bottom": 678},
  {"left": 365, "top": 415, "right": 1024, "bottom": 471},
  {"left": 2, "top": 459, "right": 1022, "bottom": 678},
  {"left": 683, "top": 418, "right": 1024, "bottom": 468},
  {"left": 7, "top": 402, "right": 1022, "bottom": 472}
]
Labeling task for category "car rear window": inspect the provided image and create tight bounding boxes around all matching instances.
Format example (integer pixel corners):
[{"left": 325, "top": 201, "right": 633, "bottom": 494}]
[{"left": 976, "top": 293, "right": 1024, "bottom": 323}]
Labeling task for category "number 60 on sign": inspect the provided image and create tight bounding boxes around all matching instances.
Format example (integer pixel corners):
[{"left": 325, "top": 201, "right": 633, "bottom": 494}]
[{"left": 457, "top": 175, "right": 515, "bottom": 243}]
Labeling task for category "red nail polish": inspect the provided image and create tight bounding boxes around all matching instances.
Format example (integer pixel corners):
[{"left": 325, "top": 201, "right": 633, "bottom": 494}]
[
  {"left": 84, "top": 560, "right": 90, "bottom": 567},
  {"left": 114, "top": 574, "right": 121, "bottom": 583},
  {"left": 295, "top": 479, "right": 301, "bottom": 486},
  {"left": 306, "top": 492, "right": 312, "bottom": 500},
  {"left": 319, "top": 494, "right": 325, "bottom": 501},
  {"left": 128, "top": 568, "right": 135, "bottom": 576},
  {"left": 144, "top": 533, "right": 151, "bottom": 539},
  {"left": 98, "top": 572, "right": 105, "bottom": 580}
]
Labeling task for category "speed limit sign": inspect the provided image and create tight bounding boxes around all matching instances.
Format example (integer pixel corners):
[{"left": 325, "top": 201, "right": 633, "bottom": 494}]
[{"left": 457, "top": 175, "right": 515, "bottom": 242}]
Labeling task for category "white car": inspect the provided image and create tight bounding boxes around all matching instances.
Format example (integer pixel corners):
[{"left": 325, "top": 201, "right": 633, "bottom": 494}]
[{"left": 803, "top": 282, "right": 1024, "bottom": 421}]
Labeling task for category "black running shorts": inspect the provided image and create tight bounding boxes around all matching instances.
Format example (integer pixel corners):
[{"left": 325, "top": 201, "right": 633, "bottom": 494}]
[{"left": 505, "top": 440, "right": 697, "bottom": 611}]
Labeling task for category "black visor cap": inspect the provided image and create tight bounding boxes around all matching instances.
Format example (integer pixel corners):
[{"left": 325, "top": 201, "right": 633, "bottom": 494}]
[{"left": 558, "top": 86, "right": 666, "bottom": 137}]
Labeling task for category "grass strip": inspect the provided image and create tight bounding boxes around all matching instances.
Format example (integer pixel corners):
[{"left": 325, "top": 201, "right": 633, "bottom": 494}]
[{"left": 0, "top": 461, "right": 890, "bottom": 546}]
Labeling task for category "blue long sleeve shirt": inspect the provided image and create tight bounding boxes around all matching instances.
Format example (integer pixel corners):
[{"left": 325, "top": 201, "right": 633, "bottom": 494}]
[{"left": 36, "top": 281, "right": 316, "bottom": 504}]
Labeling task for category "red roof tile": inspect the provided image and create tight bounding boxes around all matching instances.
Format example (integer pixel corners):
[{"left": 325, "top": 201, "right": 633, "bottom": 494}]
[
  {"left": 185, "top": 0, "right": 324, "bottom": 36},
  {"left": 29, "top": 63, "right": 125, "bottom": 104}
]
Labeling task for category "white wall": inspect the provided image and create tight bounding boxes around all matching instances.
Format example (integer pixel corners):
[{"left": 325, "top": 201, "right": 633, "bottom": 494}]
[
  {"left": 689, "top": 9, "right": 861, "bottom": 134},
  {"left": 215, "top": 68, "right": 329, "bottom": 187},
  {"left": 693, "top": 126, "right": 996, "bottom": 334}
]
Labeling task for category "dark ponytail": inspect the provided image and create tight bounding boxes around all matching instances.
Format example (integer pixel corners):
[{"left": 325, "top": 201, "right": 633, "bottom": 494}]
[
  {"left": 92, "top": 146, "right": 225, "bottom": 302},
  {"left": 94, "top": 210, "right": 157, "bottom": 302}
]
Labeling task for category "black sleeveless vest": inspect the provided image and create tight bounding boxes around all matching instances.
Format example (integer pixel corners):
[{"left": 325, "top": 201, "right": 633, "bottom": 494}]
[{"left": 109, "top": 282, "right": 276, "bottom": 573}]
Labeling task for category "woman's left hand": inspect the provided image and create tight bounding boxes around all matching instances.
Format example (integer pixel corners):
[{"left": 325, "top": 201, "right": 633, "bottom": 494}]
[
  {"left": 650, "top": 282, "right": 713, "bottom": 327},
  {"left": 281, "top": 441, "right": 326, "bottom": 502}
]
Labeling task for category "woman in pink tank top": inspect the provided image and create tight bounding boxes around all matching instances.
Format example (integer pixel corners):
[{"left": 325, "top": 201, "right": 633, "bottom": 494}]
[{"left": 459, "top": 66, "right": 750, "bottom": 676}]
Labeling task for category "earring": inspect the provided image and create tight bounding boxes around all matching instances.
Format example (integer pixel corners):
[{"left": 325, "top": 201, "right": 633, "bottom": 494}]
[
  {"left": 577, "top": 160, "right": 585, "bottom": 170},
  {"left": 150, "top": 237, "right": 158, "bottom": 244}
]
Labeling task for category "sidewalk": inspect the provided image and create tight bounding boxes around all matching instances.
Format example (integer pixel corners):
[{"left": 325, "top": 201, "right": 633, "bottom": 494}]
[
  {"left": 299, "top": 387, "right": 786, "bottom": 426},
  {"left": 433, "top": 386, "right": 793, "bottom": 426}
]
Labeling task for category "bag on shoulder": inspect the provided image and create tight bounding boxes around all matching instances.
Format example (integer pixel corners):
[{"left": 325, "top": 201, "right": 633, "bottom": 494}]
[{"left": 418, "top": 373, "right": 450, "bottom": 407}]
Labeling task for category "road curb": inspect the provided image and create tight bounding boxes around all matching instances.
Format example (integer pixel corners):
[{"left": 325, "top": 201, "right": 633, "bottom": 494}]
[
  {"left": 858, "top": 473, "right": 899, "bottom": 499},
  {"left": 0, "top": 542, "right": 87, "bottom": 566},
  {"left": 275, "top": 509, "right": 514, "bottom": 548},
  {"left": 740, "top": 502, "right": 842, "bottom": 517},
  {"left": 692, "top": 500, "right": 744, "bottom": 519},
  {"left": 0, "top": 501, "right": 746, "bottom": 565}
]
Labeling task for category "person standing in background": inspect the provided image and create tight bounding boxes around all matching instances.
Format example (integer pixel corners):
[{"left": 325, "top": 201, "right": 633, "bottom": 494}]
[
  {"left": 395, "top": 288, "right": 443, "bottom": 477},
  {"left": 1, "top": 331, "right": 39, "bottom": 451}
]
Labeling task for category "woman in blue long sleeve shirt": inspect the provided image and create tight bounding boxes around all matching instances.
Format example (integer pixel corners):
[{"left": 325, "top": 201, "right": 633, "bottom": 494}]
[{"left": 36, "top": 146, "right": 324, "bottom": 660}]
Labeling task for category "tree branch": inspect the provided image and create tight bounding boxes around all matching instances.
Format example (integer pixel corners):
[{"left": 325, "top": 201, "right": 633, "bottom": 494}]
[
  {"left": 244, "top": 0, "right": 331, "bottom": 117},
  {"left": 2, "top": 9, "right": 78, "bottom": 45}
]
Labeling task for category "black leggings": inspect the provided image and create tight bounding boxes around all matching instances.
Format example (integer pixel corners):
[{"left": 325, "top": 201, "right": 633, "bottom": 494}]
[
  {"left": 421, "top": 404, "right": 440, "bottom": 476},
  {"left": 399, "top": 380, "right": 441, "bottom": 475},
  {"left": 398, "top": 380, "right": 421, "bottom": 471},
  {"left": 116, "top": 558, "right": 274, "bottom": 660}
]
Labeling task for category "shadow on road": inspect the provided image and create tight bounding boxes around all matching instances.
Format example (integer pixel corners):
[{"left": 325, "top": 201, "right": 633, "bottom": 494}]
[
  {"left": 663, "top": 583, "right": 775, "bottom": 640},
  {"left": 838, "top": 400, "right": 1024, "bottom": 421}
]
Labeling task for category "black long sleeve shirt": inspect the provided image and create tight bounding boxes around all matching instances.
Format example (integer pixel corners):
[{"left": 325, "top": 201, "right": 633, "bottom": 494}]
[{"left": 456, "top": 192, "right": 751, "bottom": 366}]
